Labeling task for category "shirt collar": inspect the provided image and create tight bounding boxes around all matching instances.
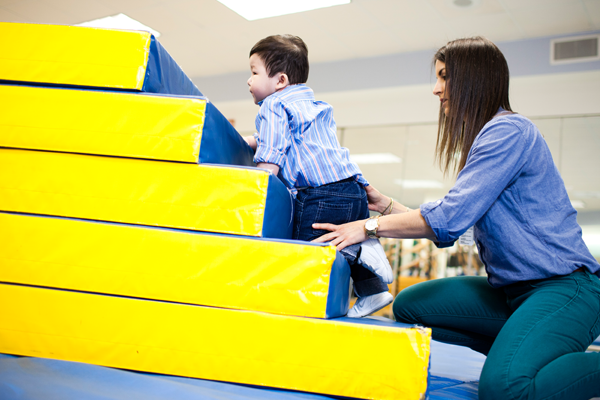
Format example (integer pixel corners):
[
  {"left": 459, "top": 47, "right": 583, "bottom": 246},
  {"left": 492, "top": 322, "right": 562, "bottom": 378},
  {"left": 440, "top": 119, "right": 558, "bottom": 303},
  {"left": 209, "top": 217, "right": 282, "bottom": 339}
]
[{"left": 257, "top": 84, "right": 310, "bottom": 106}]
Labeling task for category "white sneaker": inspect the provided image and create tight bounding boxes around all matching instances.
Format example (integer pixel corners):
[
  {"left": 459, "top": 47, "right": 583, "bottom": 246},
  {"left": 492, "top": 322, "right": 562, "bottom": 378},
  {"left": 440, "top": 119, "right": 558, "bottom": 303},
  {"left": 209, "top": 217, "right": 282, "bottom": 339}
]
[
  {"left": 358, "top": 238, "right": 393, "bottom": 284},
  {"left": 347, "top": 292, "right": 393, "bottom": 318}
]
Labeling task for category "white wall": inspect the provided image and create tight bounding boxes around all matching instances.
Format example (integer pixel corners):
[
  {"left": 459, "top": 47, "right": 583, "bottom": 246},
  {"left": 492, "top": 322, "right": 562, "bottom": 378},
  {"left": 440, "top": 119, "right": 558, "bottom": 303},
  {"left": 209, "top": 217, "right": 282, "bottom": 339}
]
[{"left": 214, "top": 70, "right": 600, "bottom": 133}]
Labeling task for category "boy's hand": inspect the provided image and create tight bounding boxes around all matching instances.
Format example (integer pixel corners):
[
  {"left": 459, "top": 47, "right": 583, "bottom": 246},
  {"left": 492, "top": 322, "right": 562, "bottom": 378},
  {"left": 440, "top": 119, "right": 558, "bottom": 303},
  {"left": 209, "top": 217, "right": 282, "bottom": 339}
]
[
  {"left": 311, "top": 219, "right": 367, "bottom": 251},
  {"left": 244, "top": 135, "right": 257, "bottom": 151},
  {"left": 256, "top": 162, "right": 280, "bottom": 176}
]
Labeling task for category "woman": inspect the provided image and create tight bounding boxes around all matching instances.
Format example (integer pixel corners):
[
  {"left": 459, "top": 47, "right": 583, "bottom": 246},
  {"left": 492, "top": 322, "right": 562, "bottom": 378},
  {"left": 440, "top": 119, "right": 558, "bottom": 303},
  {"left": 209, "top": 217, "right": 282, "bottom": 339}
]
[{"left": 313, "top": 37, "right": 600, "bottom": 400}]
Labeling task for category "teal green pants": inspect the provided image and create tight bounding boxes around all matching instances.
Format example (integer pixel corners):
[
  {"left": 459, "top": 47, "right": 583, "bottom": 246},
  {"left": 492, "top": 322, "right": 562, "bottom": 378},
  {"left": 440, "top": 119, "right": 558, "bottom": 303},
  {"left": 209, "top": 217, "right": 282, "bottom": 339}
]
[{"left": 393, "top": 270, "right": 600, "bottom": 400}]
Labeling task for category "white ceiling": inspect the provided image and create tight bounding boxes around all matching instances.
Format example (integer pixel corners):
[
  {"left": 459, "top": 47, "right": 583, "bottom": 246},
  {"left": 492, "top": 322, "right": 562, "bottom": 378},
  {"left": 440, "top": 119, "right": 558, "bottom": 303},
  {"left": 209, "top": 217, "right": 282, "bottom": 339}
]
[{"left": 1, "top": 0, "right": 599, "bottom": 78}]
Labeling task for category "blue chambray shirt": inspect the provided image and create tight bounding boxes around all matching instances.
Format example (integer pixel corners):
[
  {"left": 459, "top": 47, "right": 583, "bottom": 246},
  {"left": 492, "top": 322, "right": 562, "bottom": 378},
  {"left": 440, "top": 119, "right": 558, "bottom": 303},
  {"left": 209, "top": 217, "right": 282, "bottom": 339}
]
[
  {"left": 253, "top": 84, "right": 367, "bottom": 196},
  {"left": 421, "top": 112, "right": 600, "bottom": 287}
]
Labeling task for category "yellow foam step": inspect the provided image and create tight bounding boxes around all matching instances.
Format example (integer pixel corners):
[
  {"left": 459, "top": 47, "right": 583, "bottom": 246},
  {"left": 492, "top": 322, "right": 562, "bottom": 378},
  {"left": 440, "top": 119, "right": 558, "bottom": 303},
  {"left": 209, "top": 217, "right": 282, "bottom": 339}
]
[
  {"left": 0, "top": 149, "right": 292, "bottom": 239},
  {"left": 0, "top": 85, "right": 252, "bottom": 165},
  {"left": 0, "top": 283, "right": 431, "bottom": 400},
  {"left": 0, "top": 212, "right": 349, "bottom": 318},
  {"left": 0, "top": 22, "right": 200, "bottom": 95},
  {"left": 1, "top": 22, "right": 150, "bottom": 90}
]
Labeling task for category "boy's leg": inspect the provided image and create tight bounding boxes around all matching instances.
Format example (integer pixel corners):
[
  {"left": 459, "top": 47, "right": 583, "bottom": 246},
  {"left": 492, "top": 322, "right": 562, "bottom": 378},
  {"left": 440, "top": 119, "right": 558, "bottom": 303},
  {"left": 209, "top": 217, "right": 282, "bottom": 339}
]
[
  {"left": 351, "top": 238, "right": 394, "bottom": 284},
  {"left": 349, "top": 262, "right": 389, "bottom": 296},
  {"left": 293, "top": 180, "right": 388, "bottom": 297}
]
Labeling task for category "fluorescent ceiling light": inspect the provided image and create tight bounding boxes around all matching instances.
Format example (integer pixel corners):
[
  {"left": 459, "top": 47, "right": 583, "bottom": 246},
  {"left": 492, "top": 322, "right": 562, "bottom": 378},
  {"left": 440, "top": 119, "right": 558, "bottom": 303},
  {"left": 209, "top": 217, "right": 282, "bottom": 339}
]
[
  {"left": 217, "top": 0, "right": 351, "bottom": 21},
  {"left": 394, "top": 180, "right": 444, "bottom": 189},
  {"left": 350, "top": 153, "right": 401, "bottom": 165},
  {"left": 448, "top": 0, "right": 481, "bottom": 8},
  {"left": 76, "top": 13, "right": 161, "bottom": 37}
]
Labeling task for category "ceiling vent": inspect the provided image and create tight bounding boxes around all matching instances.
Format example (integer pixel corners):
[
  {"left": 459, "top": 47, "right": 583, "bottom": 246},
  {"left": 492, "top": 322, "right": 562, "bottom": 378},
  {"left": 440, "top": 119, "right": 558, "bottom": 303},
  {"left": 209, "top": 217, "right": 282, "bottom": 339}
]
[{"left": 551, "top": 35, "right": 599, "bottom": 65}]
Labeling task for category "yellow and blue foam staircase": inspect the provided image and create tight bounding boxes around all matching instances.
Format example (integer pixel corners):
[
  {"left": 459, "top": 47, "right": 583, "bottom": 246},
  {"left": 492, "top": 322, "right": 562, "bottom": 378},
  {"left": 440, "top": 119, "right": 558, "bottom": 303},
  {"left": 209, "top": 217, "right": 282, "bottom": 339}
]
[{"left": 0, "top": 22, "right": 432, "bottom": 400}]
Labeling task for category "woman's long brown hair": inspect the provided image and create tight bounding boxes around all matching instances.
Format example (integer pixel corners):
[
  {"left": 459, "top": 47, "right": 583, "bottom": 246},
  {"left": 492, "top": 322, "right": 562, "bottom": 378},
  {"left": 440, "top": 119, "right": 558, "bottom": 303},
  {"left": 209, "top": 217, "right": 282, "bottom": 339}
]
[{"left": 434, "top": 37, "right": 512, "bottom": 175}]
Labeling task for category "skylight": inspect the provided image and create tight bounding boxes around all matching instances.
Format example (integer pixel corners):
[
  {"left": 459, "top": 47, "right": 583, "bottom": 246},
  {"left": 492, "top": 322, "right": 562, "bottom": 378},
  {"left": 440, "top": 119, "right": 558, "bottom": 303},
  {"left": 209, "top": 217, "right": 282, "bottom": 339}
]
[
  {"left": 76, "top": 13, "right": 161, "bottom": 37},
  {"left": 217, "top": 0, "right": 351, "bottom": 21}
]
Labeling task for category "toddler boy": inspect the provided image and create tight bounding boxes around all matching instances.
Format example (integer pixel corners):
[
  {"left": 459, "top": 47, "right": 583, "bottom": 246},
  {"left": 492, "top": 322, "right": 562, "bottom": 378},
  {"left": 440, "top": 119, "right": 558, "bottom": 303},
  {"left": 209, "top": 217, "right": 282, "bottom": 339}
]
[{"left": 244, "top": 34, "right": 392, "bottom": 317}]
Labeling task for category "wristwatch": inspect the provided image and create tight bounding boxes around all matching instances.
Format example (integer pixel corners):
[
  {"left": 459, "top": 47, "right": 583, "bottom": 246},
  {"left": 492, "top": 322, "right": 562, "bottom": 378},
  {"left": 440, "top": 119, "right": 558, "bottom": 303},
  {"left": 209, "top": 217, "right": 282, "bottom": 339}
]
[{"left": 365, "top": 215, "right": 381, "bottom": 239}]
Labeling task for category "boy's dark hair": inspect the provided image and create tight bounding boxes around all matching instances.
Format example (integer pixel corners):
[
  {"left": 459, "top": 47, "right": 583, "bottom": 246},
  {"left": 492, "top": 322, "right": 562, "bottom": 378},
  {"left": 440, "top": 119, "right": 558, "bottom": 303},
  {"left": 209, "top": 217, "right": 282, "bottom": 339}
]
[{"left": 250, "top": 34, "right": 309, "bottom": 84}]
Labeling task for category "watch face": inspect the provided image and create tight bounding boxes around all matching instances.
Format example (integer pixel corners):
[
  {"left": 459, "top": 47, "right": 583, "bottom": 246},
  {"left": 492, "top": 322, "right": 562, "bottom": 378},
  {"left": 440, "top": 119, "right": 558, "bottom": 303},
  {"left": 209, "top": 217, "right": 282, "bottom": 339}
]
[{"left": 365, "top": 218, "right": 378, "bottom": 231}]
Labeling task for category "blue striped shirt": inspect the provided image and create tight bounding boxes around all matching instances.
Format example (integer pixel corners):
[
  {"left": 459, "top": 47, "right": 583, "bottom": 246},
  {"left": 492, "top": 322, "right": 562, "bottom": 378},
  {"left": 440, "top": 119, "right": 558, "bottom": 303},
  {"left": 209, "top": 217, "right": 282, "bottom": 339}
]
[{"left": 253, "top": 84, "right": 367, "bottom": 196}]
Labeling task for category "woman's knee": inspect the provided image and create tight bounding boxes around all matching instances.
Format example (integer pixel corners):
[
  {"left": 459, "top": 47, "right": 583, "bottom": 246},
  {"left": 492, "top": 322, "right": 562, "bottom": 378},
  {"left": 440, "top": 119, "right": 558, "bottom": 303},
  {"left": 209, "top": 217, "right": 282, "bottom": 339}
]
[
  {"left": 479, "top": 360, "right": 527, "bottom": 400},
  {"left": 479, "top": 366, "right": 502, "bottom": 400},
  {"left": 392, "top": 284, "right": 425, "bottom": 324}
]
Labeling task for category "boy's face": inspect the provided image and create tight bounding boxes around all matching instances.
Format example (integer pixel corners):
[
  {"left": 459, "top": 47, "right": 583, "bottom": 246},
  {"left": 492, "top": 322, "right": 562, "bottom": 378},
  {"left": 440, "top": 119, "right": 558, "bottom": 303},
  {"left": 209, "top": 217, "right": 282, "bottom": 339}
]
[{"left": 248, "top": 54, "right": 282, "bottom": 104}]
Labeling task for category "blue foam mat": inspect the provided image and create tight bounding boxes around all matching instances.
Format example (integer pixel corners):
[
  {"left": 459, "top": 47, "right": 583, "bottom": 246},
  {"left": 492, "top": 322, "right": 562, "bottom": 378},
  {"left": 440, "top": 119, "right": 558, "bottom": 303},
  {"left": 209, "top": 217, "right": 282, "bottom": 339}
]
[{"left": 0, "top": 322, "right": 486, "bottom": 400}]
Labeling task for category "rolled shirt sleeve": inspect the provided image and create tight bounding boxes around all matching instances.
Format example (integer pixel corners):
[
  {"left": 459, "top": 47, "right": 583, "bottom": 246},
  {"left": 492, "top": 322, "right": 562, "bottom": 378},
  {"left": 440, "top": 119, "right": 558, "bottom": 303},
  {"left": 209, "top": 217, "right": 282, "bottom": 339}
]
[
  {"left": 254, "top": 97, "right": 291, "bottom": 167},
  {"left": 420, "top": 118, "right": 532, "bottom": 247}
]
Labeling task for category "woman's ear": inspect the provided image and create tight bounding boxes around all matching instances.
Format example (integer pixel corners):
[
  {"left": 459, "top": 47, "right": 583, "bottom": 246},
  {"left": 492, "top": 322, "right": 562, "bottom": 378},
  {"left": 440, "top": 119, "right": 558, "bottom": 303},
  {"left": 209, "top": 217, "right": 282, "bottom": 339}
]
[{"left": 275, "top": 73, "right": 290, "bottom": 89}]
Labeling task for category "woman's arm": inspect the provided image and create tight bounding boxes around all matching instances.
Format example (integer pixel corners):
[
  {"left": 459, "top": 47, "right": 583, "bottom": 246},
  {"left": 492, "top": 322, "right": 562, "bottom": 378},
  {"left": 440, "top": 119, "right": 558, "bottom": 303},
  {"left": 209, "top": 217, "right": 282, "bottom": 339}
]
[{"left": 312, "top": 209, "right": 436, "bottom": 251}]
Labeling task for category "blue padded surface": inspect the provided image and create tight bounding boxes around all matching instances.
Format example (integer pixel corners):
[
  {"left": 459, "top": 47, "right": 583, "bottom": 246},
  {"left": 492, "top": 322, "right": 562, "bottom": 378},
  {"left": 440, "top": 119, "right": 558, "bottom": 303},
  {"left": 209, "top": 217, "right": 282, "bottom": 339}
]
[
  {"left": 263, "top": 172, "right": 294, "bottom": 239},
  {"left": 427, "top": 341, "right": 484, "bottom": 400},
  {"left": 198, "top": 101, "right": 255, "bottom": 166},
  {"left": 428, "top": 378, "right": 479, "bottom": 400},
  {"left": 141, "top": 35, "right": 202, "bottom": 97},
  {"left": 429, "top": 340, "right": 485, "bottom": 382},
  {"left": 0, "top": 356, "right": 337, "bottom": 400},
  {"left": 325, "top": 252, "right": 351, "bottom": 318}
]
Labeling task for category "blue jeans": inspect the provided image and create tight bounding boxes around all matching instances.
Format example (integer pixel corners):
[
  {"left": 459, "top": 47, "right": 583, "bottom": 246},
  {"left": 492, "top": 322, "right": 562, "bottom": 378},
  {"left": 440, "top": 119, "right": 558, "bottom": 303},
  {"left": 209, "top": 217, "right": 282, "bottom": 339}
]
[
  {"left": 293, "top": 178, "right": 388, "bottom": 297},
  {"left": 393, "top": 270, "right": 600, "bottom": 400}
]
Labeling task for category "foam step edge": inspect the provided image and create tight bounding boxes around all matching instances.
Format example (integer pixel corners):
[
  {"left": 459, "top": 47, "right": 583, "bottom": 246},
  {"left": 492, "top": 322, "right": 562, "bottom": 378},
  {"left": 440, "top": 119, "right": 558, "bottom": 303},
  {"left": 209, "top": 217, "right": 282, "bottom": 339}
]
[
  {"left": 0, "top": 212, "right": 348, "bottom": 319},
  {"left": 0, "top": 283, "right": 431, "bottom": 400},
  {"left": 0, "top": 149, "right": 292, "bottom": 239},
  {"left": 0, "top": 84, "right": 253, "bottom": 165},
  {"left": 0, "top": 22, "right": 200, "bottom": 96}
]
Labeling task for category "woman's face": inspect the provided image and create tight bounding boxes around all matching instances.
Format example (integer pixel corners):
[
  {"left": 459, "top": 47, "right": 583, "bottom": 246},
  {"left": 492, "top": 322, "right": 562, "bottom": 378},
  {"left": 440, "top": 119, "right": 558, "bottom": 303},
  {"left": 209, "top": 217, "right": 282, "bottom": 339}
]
[{"left": 433, "top": 60, "right": 448, "bottom": 116}]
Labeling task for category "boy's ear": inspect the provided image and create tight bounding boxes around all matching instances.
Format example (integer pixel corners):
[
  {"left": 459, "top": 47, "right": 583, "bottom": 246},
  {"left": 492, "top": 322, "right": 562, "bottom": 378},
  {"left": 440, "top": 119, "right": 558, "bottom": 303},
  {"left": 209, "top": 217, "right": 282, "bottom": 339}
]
[{"left": 275, "top": 73, "right": 289, "bottom": 89}]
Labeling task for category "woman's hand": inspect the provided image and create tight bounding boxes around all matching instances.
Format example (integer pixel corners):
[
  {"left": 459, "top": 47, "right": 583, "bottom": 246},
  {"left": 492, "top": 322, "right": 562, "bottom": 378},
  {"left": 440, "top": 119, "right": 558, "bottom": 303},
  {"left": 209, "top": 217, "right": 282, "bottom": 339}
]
[
  {"left": 366, "top": 185, "right": 389, "bottom": 214},
  {"left": 366, "top": 185, "right": 410, "bottom": 214},
  {"left": 311, "top": 219, "right": 367, "bottom": 251}
]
